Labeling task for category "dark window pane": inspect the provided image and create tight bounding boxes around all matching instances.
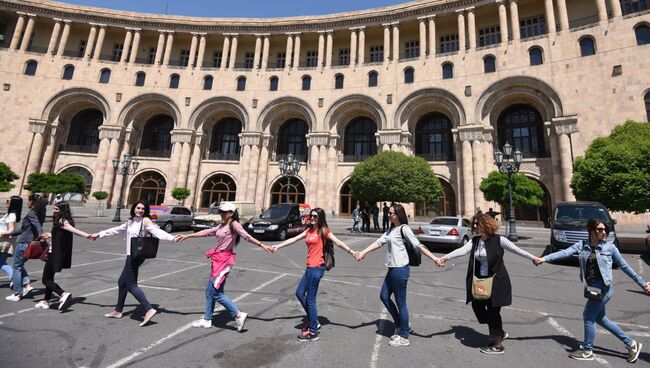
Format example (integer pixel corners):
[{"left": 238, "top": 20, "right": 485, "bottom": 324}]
[
  {"left": 529, "top": 47, "right": 543, "bottom": 65},
  {"left": 99, "top": 69, "right": 111, "bottom": 83},
  {"left": 344, "top": 117, "right": 377, "bottom": 160},
  {"left": 335, "top": 74, "right": 344, "bottom": 89},
  {"left": 442, "top": 63, "right": 453, "bottom": 79},
  {"left": 302, "top": 76, "right": 311, "bottom": 91},
  {"left": 636, "top": 25, "right": 650, "bottom": 45},
  {"left": 169, "top": 74, "right": 180, "bottom": 89},
  {"left": 209, "top": 118, "right": 242, "bottom": 159},
  {"left": 404, "top": 68, "right": 414, "bottom": 83},
  {"left": 277, "top": 119, "right": 309, "bottom": 160},
  {"left": 203, "top": 76, "right": 213, "bottom": 90},
  {"left": 237, "top": 77, "right": 246, "bottom": 91},
  {"left": 135, "top": 72, "right": 146, "bottom": 86},
  {"left": 65, "top": 109, "right": 103, "bottom": 150},
  {"left": 580, "top": 37, "right": 595, "bottom": 56},
  {"left": 484, "top": 56, "right": 496, "bottom": 73},
  {"left": 368, "top": 71, "right": 378, "bottom": 87},
  {"left": 139, "top": 115, "right": 174, "bottom": 156},
  {"left": 414, "top": 112, "right": 454, "bottom": 161},
  {"left": 270, "top": 77, "right": 279, "bottom": 91},
  {"left": 497, "top": 104, "right": 545, "bottom": 158},
  {"left": 25, "top": 61, "right": 38, "bottom": 76},
  {"left": 62, "top": 65, "right": 74, "bottom": 80}
]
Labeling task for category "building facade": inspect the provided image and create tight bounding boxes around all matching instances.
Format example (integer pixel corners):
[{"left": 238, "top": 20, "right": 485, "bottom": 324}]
[{"left": 1, "top": 0, "right": 649, "bottom": 223}]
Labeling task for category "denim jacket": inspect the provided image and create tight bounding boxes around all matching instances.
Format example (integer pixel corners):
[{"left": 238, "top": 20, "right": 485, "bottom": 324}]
[{"left": 544, "top": 240, "right": 647, "bottom": 288}]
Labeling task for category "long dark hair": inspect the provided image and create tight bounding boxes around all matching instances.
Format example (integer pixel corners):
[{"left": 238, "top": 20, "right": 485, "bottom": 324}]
[
  {"left": 225, "top": 209, "right": 241, "bottom": 245},
  {"left": 129, "top": 200, "right": 151, "bottom": 219},
  {"left": 53, "top": 201, "right": 75, "bottom": 229},
  {"left": 587, "top": 218, "right": 609, "bottom": 242},
  {"left": 28, "top": 193, "right": 47, "bottom": 224},
  {"left": 390, "top": 204, "right": 408, "bottom": 229},
  {"left": 7, "top": 196, "right": 22, "bottom": 222},
  {"left": 308, "top": 207, "right": 330, "bottom": 244}
]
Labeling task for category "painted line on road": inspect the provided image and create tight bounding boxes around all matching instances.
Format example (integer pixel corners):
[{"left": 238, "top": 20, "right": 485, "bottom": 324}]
[
  {"left": 103, "top": 273, "right": 287, "bottom": 368},
  {"left": 638, "top": 258, "right": 644, "bottom": 276},
  {"left": 87, "top": 250, "right": 205, "bottom": 265},
  {"left": 0, "top": 256, "right": 125, "bottom": 280},
  {"left": 542, "top": 313, "right": 610, "bottom": 367},
  {"left": 369, "top": 308, "right": 388, "bottom": 368},
  {"left": 139, "top": 285, "right": 179, "bottom": 291}
]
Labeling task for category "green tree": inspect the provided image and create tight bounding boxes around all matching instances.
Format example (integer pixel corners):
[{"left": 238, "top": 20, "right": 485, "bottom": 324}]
[
  {"left": 571, "top": 120, "right": 650, "bottom": 213},
  {"left": 91, "top": 191, "right": 109, "bottom": 201},
  {"left": 479, "top": 171, "right": 545, "bottom": 212},
  {"left": 0, "top": 162, "right": 19, "bottom": 192},
  {"left": 350, "top": 151, "right": 442, "bottom": 203},
  {"left": 24, "top": 172, "right": 85, "bottom": 194},
  {"left": 171, "top": 187, "right": 191, "bottom": 205}
]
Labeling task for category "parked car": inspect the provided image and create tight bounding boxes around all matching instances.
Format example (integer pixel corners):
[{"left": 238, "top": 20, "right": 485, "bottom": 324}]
[
  {"left": 549, "top": 201, "right": 618, "bottom": 251},
  {"left": 417, "top": 216, "right": 472, "bottom": 250},
  {"left": 150, "top": 205, "right": 194, "bottom": 232},
  {"left": 245, "top": 203, "right": 307, "bottom": 240},
  {"left": 191, "top": 201, "right": 256, "bottom": 232}
]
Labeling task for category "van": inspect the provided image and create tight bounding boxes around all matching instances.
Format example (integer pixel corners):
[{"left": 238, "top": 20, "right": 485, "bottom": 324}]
[{"left": 549, "top": 201, "right": 618, "bottom": 251}]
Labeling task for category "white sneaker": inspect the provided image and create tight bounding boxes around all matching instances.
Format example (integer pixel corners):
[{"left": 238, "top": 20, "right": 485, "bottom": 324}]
[
  {"left": 390, "top": 334, "right": 400, "bottom": 341},
  {"left": 5, "top": 294, "right": 21, "bottom": 302},
  {"left": 389, "top": 336, "right": 410, "bottom": 347},
  {"left": 192, "top": 318, "right": 212, "bottom": 328},
  {"left": 58, "top": 292, "right": 72, "bottom": 311},
  {"left": 35, "top": 301, "right": 50, "bottom": 309},
  {"left": 21, "top": 284, "right": 34, "bottom": 297},
  {"left": 235, "top": 312, "right": 248, "bottom": 332}
]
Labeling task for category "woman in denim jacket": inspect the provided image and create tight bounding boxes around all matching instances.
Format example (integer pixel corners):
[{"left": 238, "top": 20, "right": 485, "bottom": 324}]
[{"left": 537, "top": 219, "right": 650, "bottom": 363}]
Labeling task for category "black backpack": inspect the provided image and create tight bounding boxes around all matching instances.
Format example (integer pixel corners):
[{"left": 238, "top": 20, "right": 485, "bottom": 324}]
[
  {"left": 322, "top": 230, "right": 335, "bottom": 271},
  {"left": 400, "top": 225, "right": 421, "bottom": 267}
]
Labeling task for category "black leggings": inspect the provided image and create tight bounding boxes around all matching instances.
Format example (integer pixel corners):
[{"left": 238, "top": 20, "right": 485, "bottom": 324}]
[
  {"left": 471, "top": 299, "right": 503, "bottom": 338},
  {"left": 42, "top": 259, "right": 64, "bottom": 300},
  {"left": 116, "top": 256, "right": 151, "bottom": 312}
]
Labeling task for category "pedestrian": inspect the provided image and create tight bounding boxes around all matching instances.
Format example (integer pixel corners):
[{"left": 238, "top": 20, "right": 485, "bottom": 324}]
[
  {"left": 0, "top": 196, "right": 23, "bottom": 284},
  {"left": 175, "top": 202, "right": 273, "bottom": 332},
  {"left": 535, "top": 219, "right": 650, "bottom": 363},
  {"left": 436, "top": 213, "right": 543, "bottom": 355},
  {"left": 1, "top": 194, "right": 46, "bottom": 301},
  {"left": 362, "top": 202, "right": 370, "bottom": 232},
  {"left": 382, "top": 202, "right": 390, "bottom": 232},
  {"left": 355, "top": 204, "right": 441, "bottom": 347},
  {"left": 36, "top": 202, "right": 90, "bottom": 311},
  {"left": 88, "top": 200, "right": 176, "bottom": 327},
  {"left": 272, "top": 207, "right": 358, "bottom": 342},
  {"left": 486, "top": 208, "right": 500, "bottom": 221},
  {"left": 53, "top": 194, "right": 63, "bottom": 205},
  {"left": 351, "top": 204, "right": 360, "bottom": 233},
  {"left": 372, "top": 203, "right": 380, "bottom": 232}
]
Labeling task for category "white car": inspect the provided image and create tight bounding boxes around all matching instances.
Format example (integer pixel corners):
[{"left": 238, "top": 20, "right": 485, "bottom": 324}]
[{"left": 417, "top": 216, "right": 472, "bottom": 249}]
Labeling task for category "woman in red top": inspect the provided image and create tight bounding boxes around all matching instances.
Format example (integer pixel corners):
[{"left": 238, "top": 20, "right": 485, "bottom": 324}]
[{"left": 272, "top": 207, "right": 358, "bottom": 342}]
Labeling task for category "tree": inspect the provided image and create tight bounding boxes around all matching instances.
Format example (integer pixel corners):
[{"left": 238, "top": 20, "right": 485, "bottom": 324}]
[
  {"left": 171, "top": 187, "right": 191, "bottom": 205},
  {"left": 0, "top": 162, "right": 19, "bottom": 192},
  {"left": 92, "top": 191, "right": 109, "bottom": 217},
  {"left": 571, "top": 120, "right": 650, "bottom": 213},
  {"left": 350, "top": 151, "right": 442, "bottom": 203},
  {"left": 24, "top": 172, "right": 85, "bottom": 195},
  {"left": 479, "top": 171, "right": 545, "bottom": 210}
]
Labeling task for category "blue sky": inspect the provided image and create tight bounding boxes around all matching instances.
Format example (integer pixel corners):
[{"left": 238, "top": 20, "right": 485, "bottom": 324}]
[{"left": 60, "top": 0, "right": 410, "bottom": 18}]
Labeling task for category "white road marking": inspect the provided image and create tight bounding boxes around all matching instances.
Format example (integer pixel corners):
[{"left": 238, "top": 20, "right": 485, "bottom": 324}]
[
  {"left": 638, "top": 258, "right": 644, "bottom": 276},
  {"left": 139, "top": 285, "right": 179, "bottom": 291},
  {"left": 87, "top": 250, "right": 205, "bottom": 265},
  {"left": 0, "top": 257, "right": 124, "bottom": 279},
  {"left": 542, "top": 313, "right": 610, "bottom": 367},
  {"left": 369, "top": 309, "right": 388, "bottom": 368}
]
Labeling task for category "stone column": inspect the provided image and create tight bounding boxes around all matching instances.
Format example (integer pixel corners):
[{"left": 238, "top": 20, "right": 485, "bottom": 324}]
[
  {"left": 459, "top": 129, "right": 476, "bottom": 216},
  {"left": 47, "top": 19, "right": 62, "bottom": 55},
  {"left": 185, "top": 134, "right": 203, "bottom": 209},
  {"left": 247, "top": 144, "right": 261, "bottom": 202},
  {"left": 83, "top": 24, "right": 97, "bottom": 60},
  {"left": 129, "top": 29, "right": 141, "bottom": 64},
  {"left": 177, "top": 141, "right": 193, "bottom": 189},
  {"left": 610, "top": 0, "right": 622, "bottom": 18},
  {"left": 253, "top": 34, "right": 263, "bottom": 69},
  {"left": 228, "top": 34, "right": 239, "bottom": 69},
  {"left": 497, "top": 1, "right": 509, "bottom": 44},
  {"left": 553, "top": 117, "right": 578, "bottom": 201},
  {"left": 93, "top": 25, "right": 106, "bottom": 60},
  {"left": 19, "top": 15, "right": 36, "bottom": 52},
  {"left": 472, "top": 139, "right": 485, "bottom": 211},
  {"left": 317, "top": 32, "right": 325, "bottom": 68},
  {"left": 120, "top": 28, "right": 133, "bottom": 63},
  {"left": 110, "top": 129, "right": 135, "bottom": 207},
  {"left": 261, "top": 35, "right": 270, "bottom": 69},
  {"left": 307, "top": 143, "right": 320, "bottom": 205},
  {"left": 457, "top": 10, "right": 466, "bottom": 52},
  {"left": 188, "top": 33, "right": 198, "bottom": 69},
  {"left": 91, "top": 132, "right": 112, "bottom": 193},
  {"left": 317, "top": 145, "right": 328, "bottom": 208},
  {"left": 596, "top": 0, "right": 608, "bottom": 22},
  {"left": 284, "top": 34, "right": 293, "bottom": 69},
  {"left": 155, "top": 31, "right": 165, "bottom": 65},
  {"left": 239, "top": 132, "right": 262, "bottom": 201},
  {"left": 418, "top": 17, "right": 427, "bottom": 58},
  {"left": 292, "top": 34, "right": 301, "bottom": 68},
  {"left": 510, "top": 0, "right": 521, "bottom": 41},
  {"left": 325, "top": 31, "right": 333, "bottom": 67},
  {"left": 556, "top": 0, "right": 569, "bottom": 31},
  {"left": 101, "top": 135, "right": 122, "bottom": 195},
  {"left": 56, "top": 20, "right": 71, "bottom": 56},
  {"left": 392, "top": 23, "right": 400, "bottom": 62},
  {"left": 40, "top": 123, "right": 60, "bottom": 173},
  {"left": 10, "top": 13, "right": 26, "bottom": 50},
  {"left": 238, "top": 144, "right": 251, "bottom": 200},
  {"left": 221, "top": 35, "right": 231, "bottom": 69},
  {"left": 349, "top": 29, "right": 358, "bottom": 67},
  {"left": 325, "top": 138, "right": 338, "bottom": 213},
  {"left": 544, "top": 0, "right": 557, "bottom": 34},
  {"left": 357, "top": 28, "right": 365, "bottom": 65},
  {"left": 383, "top": 24, "right": 391, "bottom": 62},
  {"left": 25, "top": 119, "right": 47, "bottom": 174},
  {"left": 548, "top": 125, "right": 564, "bottom": 204},
  {"left": 167, "top": 130, "right": 193, "bottom": 198},
  {"left": 253, "top": 136, "right": 271, "bottom": 211},
  {"left": 196, "top": 33, "right": 207, "bottom": 68},
  {"left": 162, "top": 31, "right": 174, "bottom": 66},
  {"left": 428, "top": 16, "right": 436, "bottom": 58}
]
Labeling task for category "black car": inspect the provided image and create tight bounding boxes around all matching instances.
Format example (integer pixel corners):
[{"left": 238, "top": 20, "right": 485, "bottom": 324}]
[
  {"left": 245, "top": 203, "right": 307, "bottom": 240},
  {"left": 549, "top": 201, "right": 618, "bottom": 251}
]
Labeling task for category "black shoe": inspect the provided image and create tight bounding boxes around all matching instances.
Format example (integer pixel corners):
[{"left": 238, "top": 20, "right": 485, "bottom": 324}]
[
  {"left": 480, "top": 344, "right": 505, "bottom": 355},
  {"left": 297, "top": 331, "right": 319, "bottom": 342}
]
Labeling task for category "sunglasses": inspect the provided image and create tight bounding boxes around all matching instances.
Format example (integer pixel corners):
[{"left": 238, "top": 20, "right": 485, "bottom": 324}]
[
  {"left": 595, "top": 227, "right": 607, "bottom": 232},
  {"left": 310, "top": 214, "right": 318, "bottom": 219}
]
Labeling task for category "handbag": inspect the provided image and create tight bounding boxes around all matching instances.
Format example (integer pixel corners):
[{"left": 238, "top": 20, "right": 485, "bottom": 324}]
[
  {"left": 471, "top": 243, "right": 494, "bottom": 300},
  {"left": 23, "top": 239, "right": 49, "bottom": 260},
  {"left": 323, "top": 237, "right": 335, "bottom": 271},
  {"left": 0, "top": 241, "right": 14, "bottom": 255},
  {"left": 129, "top": 221, "right": 159, "bottom": 261},
  {"left": 400, "top": 226, "right": 421, "bottom": 267},
  {"left": 584, "top": 286, "right": 603, "bottom": 301}
]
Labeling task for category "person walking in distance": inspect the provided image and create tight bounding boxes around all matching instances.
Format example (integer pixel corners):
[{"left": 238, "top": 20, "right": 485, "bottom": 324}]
[
  {"left": 351, "top": 204, "right": 361, "bottom": 233},
  {"left": 362, "top": 202, "right": 371, "bottom": 233},
  {"left": 382, "top": 202, "right": 390, "bottom": 232},
  {"left": 372, "top": 203, "right": 380, "bottom": 232}
]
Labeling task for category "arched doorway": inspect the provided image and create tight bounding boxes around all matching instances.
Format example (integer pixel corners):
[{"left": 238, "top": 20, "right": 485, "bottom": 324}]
[
  {"left": 270, "top": 177, "right": 306, "bottom": 205},
  {"left": 514, "top": 177, "right": 551, "bottom": 225},
  {"left": 200, "top": 174, "right": 237, "bottom": 210},
  {"left": 339, "top": 180, "right": 360, "bottom": 216},
  {"left": 416, "top": 178, "right": 457, "bottom": 218},
  {"left": 128, "top": 171, "right": 166, "bottom": 205},
  {"left": 61, "top": 166, "right": 93, "bottom": 202}
]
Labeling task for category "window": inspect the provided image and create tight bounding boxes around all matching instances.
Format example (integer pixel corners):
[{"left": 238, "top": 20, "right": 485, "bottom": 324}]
[
  {"left": 645, "top": 91, "right": 650, "bottom": 121},
  {"left": 302, "top": 75, "right": 311, "bottom": 91},
  {"left": 404, "top": 67, "right": 414, "bottom": 84},
  {"left": 78, "top": 40, "right": 86, "bottom": 58},
  {"left": 404, "top": 40, "right": 419, "bottom": 58},
  {"left": 209, "top": 118, "right": 242, "bottom": 160},
  {"left": 179, "top": 49, "right": 190, "bottom": 66},
  {"left": 368, "top": 71, "right": 378, "bottom": 87},
  {"left": 270, "top": 76, "right": 279, "bottom": 91},
  {"left": 622, "top": 0, "right": 649, "bottom": 16},
  {"left": 277, "top": 119, "right": 309, "bottom": 161},
  {"left": 139, "top": 115, "right": 173, "bottom": 156},
  {"left": 203, "top": 75, "right": 213, "bottom": 90},
  {"left": 439, "top": 34, "right": 459, "bottom": 53},
  {"left": 414, "top": 112, "right": 454, "bottom": 161},
  {"left": 497, "top": 104, "right": 546, "bottom": 158},
  {"left": 169, "top": 74, "right": 180, "bottom": 89},
  {"left": 201, "top": 174, "right": 237, "bottom": 208},
  {"left": 244, "top": 52, "right": 254, "bottom": 69},
  {"left": 369, "top": 45, "right": 383, "bottom": 62},
  {"left": 520, "top": 15, "right": 546, "bottom": 39},
  {"left": 276, "top": 52, "right": 286, "bottom": 68},
  {"left": 135, "top": 72, "right": 146, "bottom": 86},
  {"left": 112, "top": 43, "right": 123, "bottom": 61},
  {"left": 335, "top": 74, "right": 344, "bottom": 89},
  {"left": 62, "top": 166, "right": 93, "bottom": 199},
  {"left": 339, "top": 48, "right": 350, "bottom": 65},
  {"left": 24, "top": 60, "right": 37, "bottom": 76},
  {"left": 635, "top": 24, "right": 650, "bottom": 45},
  {"left": 128, "top": 171, "right": 166, "bottom": 205},
  {"left": 579, "top": 37, "right": 596, "bottom": 56},
  {"left": 529, "top": 47, "right": 544, "bottom": 65},
  {"left": 62, "top": 65, "right": 74, "bottom": 80},
  {"left": 236, "top": 76, "right": 246, "bottom": 91},
  {"left": 147, "top": 47, "right": 156, "bottom": 64},
  {"left": 442, "top": 63, "right": 454, "bottom": 79},
  {"left": 344, "top": 117, "right": 377, "bottom": 161},
  {"left": 99, "top": 68, "right": 111, "bottom": 84},
  {"left": 483, "top": 55, "right": 496, "bottom": 73},
  {"left": 306, "top": 50, "right": 318, "bottom": 67},
  {"left": 65, "top": 109, "right": 103, "bottom": 152},
  {"left": 478, "top": 25, "right": 501, "bottom": 47},
  {"left": 213, "top": 51, "right": 222, "bottom": 68}
]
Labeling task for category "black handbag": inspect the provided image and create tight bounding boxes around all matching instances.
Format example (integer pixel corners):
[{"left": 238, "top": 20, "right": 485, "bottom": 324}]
[
  {"left": 400, "top": 226, "right": 421, "bottom": 267},
  {"left": 323, "top": 238, "right": 335, "bottom": 271},
  {"left": 584, "top": 286, "right": 603, "bottom": 301},
  {"left": 129, "top": 221, "right": 159, "bottom": 261}
]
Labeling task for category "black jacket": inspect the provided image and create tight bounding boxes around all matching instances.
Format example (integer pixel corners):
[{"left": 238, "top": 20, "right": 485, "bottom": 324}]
[
  {"left": 465, "top": 234, "right": 512, "bottom": 307},
  {"left": 49, "top": 222, "right": 73, "bottom": 272}
]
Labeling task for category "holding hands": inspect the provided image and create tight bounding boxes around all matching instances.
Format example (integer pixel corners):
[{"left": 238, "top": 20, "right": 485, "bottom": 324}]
[
  {"left": 87, "top": 233, "right": 100, "bottom": 241},
  {"left": 435, "top": 256, "right": 447, "bottom": 267},
  {"left": 532, "top": 257, "right": 545, "bottom": 266}
]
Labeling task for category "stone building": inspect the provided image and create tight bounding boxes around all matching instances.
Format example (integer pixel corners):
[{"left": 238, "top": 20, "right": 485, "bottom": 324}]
[{"left": 0, "top": 0, "right": 649, "bottom": 223}]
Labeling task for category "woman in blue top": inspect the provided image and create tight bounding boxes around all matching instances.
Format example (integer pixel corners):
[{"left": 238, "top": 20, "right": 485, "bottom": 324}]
[{"left": 536, "top": 219, "right": 650, "bottom": 363}]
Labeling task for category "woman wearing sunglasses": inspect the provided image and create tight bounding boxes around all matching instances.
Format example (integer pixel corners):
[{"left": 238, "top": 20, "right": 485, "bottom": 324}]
[
  {"left": 272, "top": 207, "right": 357, "bottom": 342},
  {"left": 535, "top": 218, "right": 650, "bottom": 363}
]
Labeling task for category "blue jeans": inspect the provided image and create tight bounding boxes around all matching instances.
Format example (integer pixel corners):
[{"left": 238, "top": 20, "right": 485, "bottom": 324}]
[
  {"left": 380, "top": 266, "right": 410, "bottom": 338},
  {"left": 296, "top": 266, "right": 325, "bottom": 333},
  {"left": 11, "top": 242, "right": 30, "bottom": 294},
  {"left": 204, "top": 279, "right": 239, "bottom": 320},
  {"left": 583, "top": 280, "right": 633, "bottom": 351},
  {"left": 352, "top": 220, "right": 360, "bottom": 232},
  {"left": 1, "top": 253, "right": 15, "bottom": 278}
]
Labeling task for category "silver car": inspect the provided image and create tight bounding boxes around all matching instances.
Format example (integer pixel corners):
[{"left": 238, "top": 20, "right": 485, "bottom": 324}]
[
  {"left": 150, "top": 205, "right": 194, "bottom": 232},
  {"left": 416, "top": 216, "right": 472, "bottom": 249}
]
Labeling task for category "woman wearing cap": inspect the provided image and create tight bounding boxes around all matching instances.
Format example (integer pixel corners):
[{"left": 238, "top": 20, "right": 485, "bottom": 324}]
[{"left": 176, "top": 202, "right": 273, "bottom": 332}]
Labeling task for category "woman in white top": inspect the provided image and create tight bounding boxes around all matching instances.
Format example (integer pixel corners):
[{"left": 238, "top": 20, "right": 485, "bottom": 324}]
[
  {"left": 356, "top": 204, "right": 441, "bottom": 347},
  {"left": 0, "top": 196, "right": 23, "bottom": 281},
  {"left": 89, "top": 200, "right": 175, "bottom": 327}
]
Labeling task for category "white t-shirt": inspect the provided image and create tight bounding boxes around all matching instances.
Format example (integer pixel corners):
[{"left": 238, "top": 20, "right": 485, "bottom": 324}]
[
  {"left": 376, "top": 225, "right": 423, "bottom": 268},
  {"left": 0, "top": 213, "right": 16, "bottom": 233}
]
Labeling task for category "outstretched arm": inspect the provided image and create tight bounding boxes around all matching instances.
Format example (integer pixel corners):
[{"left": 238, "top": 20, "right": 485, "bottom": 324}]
[
  {"left": 62, "top": 220, "right": 91, "bottom": 238},
  {"left": 272, "top": 230, "right": 307, "bottom": 252},
  {"left": 328, "top": 232, "right": 358, "bottom": 258},
  {"left": 356, "top": 241, "right": 381, "bottom": 261},
  {"left": 143, "top": 218, "right": 175, "bottom": 242},
  {"left": 89, "top": 222, "right": 128, "bottom": 240}
]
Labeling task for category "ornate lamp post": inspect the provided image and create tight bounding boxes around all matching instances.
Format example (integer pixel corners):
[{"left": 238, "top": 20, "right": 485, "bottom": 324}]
[
  {"left": 494, "top": 143, "right": 523, "bottom": 241},
  {"left": 278, "top": 153, "right": 301, "bottom": 203},
  {"left": 112, "top": 153, "right": 140, "bottom": 222}
]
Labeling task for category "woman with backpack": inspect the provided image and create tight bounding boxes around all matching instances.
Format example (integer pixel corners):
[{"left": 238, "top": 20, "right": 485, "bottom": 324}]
[
  {"left": 175, "top": 202, "right": 273, "bottom": 332},
  {"left": 355, "top": 203, "right": 441, "bottom": 347},
  {"left": 0, "top": 196, "right": 23, "bottom": 283},
  {"left": 271, "top": 207, "right": 357, "bottom": 342}
]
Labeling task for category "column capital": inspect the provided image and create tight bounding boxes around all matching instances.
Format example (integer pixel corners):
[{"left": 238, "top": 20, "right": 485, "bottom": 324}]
[
  {"left": 495, "top": 0, "right": 506, "bottom": 3},
  {"left": 53, "top": 18, "right": 63, "bottom": 22},
  {"left": 466, "top": 6, "right": 476, "bottom": 11},
  {"left": 223, "top": 33, "right": 239, "bottom": 37},
  {"left": 458, "top": 125, "right": 486, "bottom": 142},
  {"left": 98, "top": 125, "right": 123, "bottom": 140},
  {"left": 508, "top": 0, "right": 518, "bottom": 3},
  {"left": 456, "top": 9, "right": 466, "bottom": 14},
  {"left": 28, "top": 119, "right": 48, "bottom": 134},
  {"left": 16, "top": 11, "right": 27, "bottom": 16},
  {"left": 306, "top": 132, "right": 330, "bottom": 147},
  {"left": 170, "top": 129, "right": 194, "bottom": 144},
  {"left": 193, "top": 132, "right": 204, "bottom": 146},
  {"left": 62, "top": 19, "right": 72, "bottom": 24},
  {"left": 26, "top": 13, "right": 37, "bottom": 18},
  {"left": 552, "top": 116, "right": 579, "bottom": 135},
  {"left": 381, "top": 23, "right": 392, "bottom": 28},
  {"left": 349, "top": 26, "right": 364, "bottom": 31},
  {"left": 377, "top": 130, "right": 403, "bottom": 146},
  {"left": 126, "top": 27, "right": 141, "bottom": 31},
  {"left": 285, "top": 32, "right": 301, "bottom": 36},
  {"left": 239, "top": 131, "right": 263, "bottom": 147}
]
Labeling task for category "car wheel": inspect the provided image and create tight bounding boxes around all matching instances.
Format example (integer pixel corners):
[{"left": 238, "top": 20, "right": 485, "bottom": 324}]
[
  {"left": 163, "top": 221, "right": 173, "bottom": 233},
  {"left": 277, "top": 228, "right": 287, "bottom": 241}
]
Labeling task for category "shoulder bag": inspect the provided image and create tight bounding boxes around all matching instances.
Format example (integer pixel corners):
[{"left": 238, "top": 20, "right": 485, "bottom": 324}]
[
  {"left": 471, "top": 241, "right": 494, "bottom": 300},
  {"left": 400, "top": 225, "right": 421, "bottom": 267},
  {"left": 322, "top": 230, "right": 335, "bottom": 271},
  {"left": 23, "top": 239, "right": 49, "bottom": 260},
  {"left": 582, "top": 241, "right": 603, "bottom": 301},
  {"left": 130, "top": 221, "right": 160, "bottom": 261}
]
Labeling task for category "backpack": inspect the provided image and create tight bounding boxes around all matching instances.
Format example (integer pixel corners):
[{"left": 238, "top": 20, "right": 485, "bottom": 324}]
[
  {"left": 400, "top": 225, "right": 421, "bottom": 267},
  {"left": 321, "top": 229, "right": 335, "bottom": 271}
]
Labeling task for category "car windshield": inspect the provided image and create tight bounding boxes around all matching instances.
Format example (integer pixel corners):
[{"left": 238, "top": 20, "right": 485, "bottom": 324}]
[
  {"left": 430, "top": 218, "right": 458, "bottom": 226},
  {"left": 553, "top": 205, "right": 611, "bottom": 223},
  {"left": 260, "top": 206, "right": 290, "bottom": 219}
]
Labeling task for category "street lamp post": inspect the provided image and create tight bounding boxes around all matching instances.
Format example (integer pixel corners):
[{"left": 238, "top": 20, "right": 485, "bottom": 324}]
[
  {"left": 111, "top": 153, "right": 140, "bottom": 222},
  {"left": 494, "top": 143, "right": 523, "bottom": 242},
  {"left": 278, "top": 153, "right": 301, "bottom": 203}
]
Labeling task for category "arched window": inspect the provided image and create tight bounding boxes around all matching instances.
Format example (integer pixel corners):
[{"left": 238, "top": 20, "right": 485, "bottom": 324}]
[
  {"left": 62, "top": 166, "right": 93, "bottom": 201},
  {"left": 208, "top": 118, "right": 242, "bottom": 160},
  {"left": 343, "top": 117, "right": 377, "bottom": 162},
  {"left": 368, "top": 71, "right": 378, "bottom": 87},
  {"left": 335, "top": 74, "right": 344, "bottom": 89},
  {"left": 269, "top": 76, "right": 279, "bottom": 91},
  {"left": 62, "top": 65, "right": 75, "bottom": 80},
  {"left": 442, "top": 63, "right": 454, "bottom": 79},
  {"left": 416, "top": 179, "right": 456, "bottom": 217},
  {"left": 497, "top": 104, "right": 546, "bottom": 158},
  {"left": 135, "top": 72, "right": 146, "bottom": 86},
  {"left": 414, "top": 112, "right": 454, "bottom": 161},
  {"left": 200, "top": 174, "right": 237, "bottom": 209},
  {"left": 64, "top": 109, "right": 103, "bottom": 153},
  {"left": 529, "top": 47, "right": 544, "bottom": 65},
  {"left": 99, "top": 68, "right": 111, "bottom": 84},
  {"left": 645, "top": 91, "right": 650, "bottom": 121},
  {"left": 24, "top": 60, "right": 37, "bottom": 76},
  {"left": 404, "top": 67, "right": 414, "bottom": 84},
  {"left": 277, "top": 119, "right": 309, "bottom": 162},
  {"left": 270, "top": 177, "right": 306, "bottom": 205},
  {"left": 339, "top": 180, "right": 360, "bottom": 215},
  {"left": 483, "top": 55, "right": 496, "bottom": 73},
  {"left": 302, "top": 75, "right": 311, "bottom": 91},
  {"left": 139, "top": 115, "right": 174, "bottom": 157},
  {"left": 236, "top": 76, "right": 246, "bottom": 91},
  {"left": 128, "top": 171, "right": 166, "bottom": 206},
  {"left": 169, "top": 74, "right": 180, "bottom": 89},
  {"left": 579, "top": 37, "right": 596, "bottom": 56},
  {"left": 203, "top": 75, "right": 213, "bottom": 90},
  {"left": 635, "top": 24, "right": 650, "bottom": 45}
]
